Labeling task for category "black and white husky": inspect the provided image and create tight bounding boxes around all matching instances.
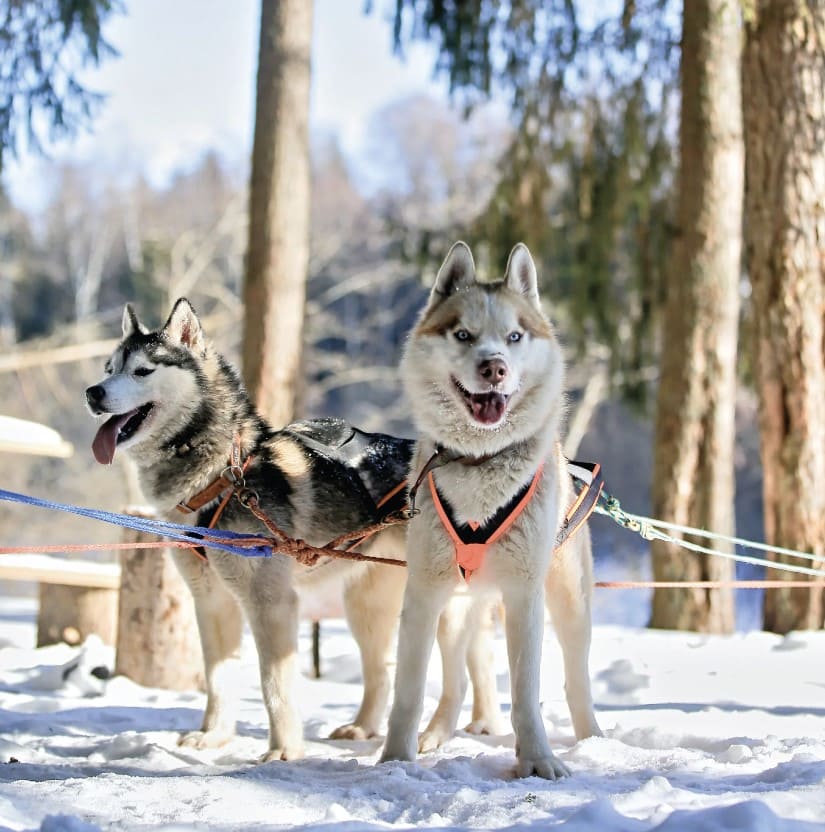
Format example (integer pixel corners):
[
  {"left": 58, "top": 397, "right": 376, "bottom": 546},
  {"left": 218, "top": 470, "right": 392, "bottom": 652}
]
[
  {"left": 86, "top": 298, "right": 502, "bottom": 761},
  {"left": 381, "top": 242, "right": 602, "bottom": 779}
]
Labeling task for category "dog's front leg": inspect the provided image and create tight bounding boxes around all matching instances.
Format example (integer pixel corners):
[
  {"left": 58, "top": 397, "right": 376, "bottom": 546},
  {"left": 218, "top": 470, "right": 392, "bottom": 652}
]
[
  {"left": 502, "top": 581, "right": 570, "bottom": 780},
  {"left": 465, "top": 599, "right": 507, "bottom": 736},
  {"left": 174, "top": 553, "right": 243, "bottom": 750},
  {"left": 244, "top": 585, "right": 304, "bottom": 762},
  {"left": 380, "top": 574, "right": 452, "bottom": 763}
]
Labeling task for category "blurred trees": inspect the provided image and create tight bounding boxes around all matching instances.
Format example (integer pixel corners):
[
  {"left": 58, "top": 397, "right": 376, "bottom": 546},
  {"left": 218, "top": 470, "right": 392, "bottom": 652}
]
[
  {"left": 365, "top": 95, "right": 510, "bottom": 271},
  {"left": 243, "top": 0, "right": 314, "bottom": 428},
  {"left": 0, "top": 185, "right": 40, "bottom": 344},
  {"left": 2, "top": 152, "right": 243, "bottom": 343},
  {"left": 743, "top": 1, "right": 825, "bottom": 633},
  {"left": 0, "top": 0, "right": 121, "bottom": 170},
  {"left": 43, "top": 165, "right": 118, "bottom": 321}
]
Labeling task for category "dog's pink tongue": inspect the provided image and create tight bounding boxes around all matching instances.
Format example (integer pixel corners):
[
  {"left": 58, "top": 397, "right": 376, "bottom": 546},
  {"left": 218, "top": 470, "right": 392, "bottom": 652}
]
[
  {"left": 92, "top": 412, "right": 135, "bottom": 465},
  {"left": 471, "top": 392, "right": 507, "bottom": 425}
]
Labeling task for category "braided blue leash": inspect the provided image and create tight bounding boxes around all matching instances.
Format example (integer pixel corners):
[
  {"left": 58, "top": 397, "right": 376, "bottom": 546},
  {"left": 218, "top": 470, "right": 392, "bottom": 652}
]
[{"left": 0, "top": 488, "right": 273, "bottom": 558}]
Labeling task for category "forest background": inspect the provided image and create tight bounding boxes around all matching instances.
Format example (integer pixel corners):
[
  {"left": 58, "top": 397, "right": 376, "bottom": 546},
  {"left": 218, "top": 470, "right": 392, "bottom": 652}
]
[{"left": 0, "top": 0, "right": 821, "bottom": 635}]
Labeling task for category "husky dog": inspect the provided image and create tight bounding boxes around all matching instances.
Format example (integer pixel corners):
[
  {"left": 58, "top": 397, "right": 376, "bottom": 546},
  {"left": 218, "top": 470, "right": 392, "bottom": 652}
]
[
  {"left": 86, "top": 298, "right": 502, "bottom": 761},
  {"left": 381, "top": 242, "right": 601, "bottom": 779}
]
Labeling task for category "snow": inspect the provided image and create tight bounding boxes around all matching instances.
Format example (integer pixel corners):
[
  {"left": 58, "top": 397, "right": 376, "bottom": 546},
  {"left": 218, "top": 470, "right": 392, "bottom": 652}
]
[{"left": 1, "top": 596, "right": 824, "bottom": 832}]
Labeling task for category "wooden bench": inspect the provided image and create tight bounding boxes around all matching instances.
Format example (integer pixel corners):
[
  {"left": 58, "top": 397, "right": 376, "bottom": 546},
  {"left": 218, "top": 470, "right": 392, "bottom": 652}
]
[
  {"left": 0, "top": 553, "right": 120, "bottom": 589},
  {"left": 0, "top": 553, "right": 120, "bottom": 647}
]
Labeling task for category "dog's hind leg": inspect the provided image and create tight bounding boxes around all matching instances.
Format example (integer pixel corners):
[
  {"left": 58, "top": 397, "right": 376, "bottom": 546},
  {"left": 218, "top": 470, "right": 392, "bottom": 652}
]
[
  {"left": 416, "top": 594, "right": 505, "bottom": 752},
  {"left": 173, "top": 553, "right": 243, "bottom": 749},
  {"left": 419, "top": 592, "right": 473, "bottom": 752},
  {"left": 331, "top": 562, "right": 407, "bottom": 740},
  {"left": 545, "top": 534, "right": 602, "bottom": 741},
  {"left": 464, "top": 600, "right": 507, "bottom": 736}
]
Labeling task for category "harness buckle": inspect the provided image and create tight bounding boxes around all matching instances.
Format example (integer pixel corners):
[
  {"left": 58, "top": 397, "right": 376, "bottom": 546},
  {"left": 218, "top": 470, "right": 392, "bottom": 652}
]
[{"left": 222, "top": 465, "right": 245, "bottom": 487}]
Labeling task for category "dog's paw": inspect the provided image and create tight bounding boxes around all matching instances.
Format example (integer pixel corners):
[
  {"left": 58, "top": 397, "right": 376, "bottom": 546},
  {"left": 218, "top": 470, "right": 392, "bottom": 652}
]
[
  {"left": 178, "top": 729, "right": 233, "bottom": 750},
  {"left": 463, "top": 715, "right": 508, "bottom": 736},
  {"left": 329, "top": 722, "right": 376, "bottom": 741},
  {"left": 259, "top": 744, "right": 304, "bottom": 763},
  {"left": 515, "top": 752, "right": 570, "bottom": 780},
  {"left": 418, "top": 725, "right": 451, "bottom": 754}
]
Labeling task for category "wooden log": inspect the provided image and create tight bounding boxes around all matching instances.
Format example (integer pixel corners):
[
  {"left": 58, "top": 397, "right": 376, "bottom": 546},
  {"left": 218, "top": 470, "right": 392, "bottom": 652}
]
[
  {"left": 115, "top": 513, "right": 204, "bottom": 691},
  {"left": 37, "top": 582, "right": 118, "bottom": 647}
]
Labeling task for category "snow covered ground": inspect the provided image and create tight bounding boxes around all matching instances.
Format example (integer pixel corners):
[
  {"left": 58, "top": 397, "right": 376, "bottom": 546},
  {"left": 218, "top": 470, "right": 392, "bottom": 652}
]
[{"left": 1, "top": 595, "right": 824, "bottom": 832}]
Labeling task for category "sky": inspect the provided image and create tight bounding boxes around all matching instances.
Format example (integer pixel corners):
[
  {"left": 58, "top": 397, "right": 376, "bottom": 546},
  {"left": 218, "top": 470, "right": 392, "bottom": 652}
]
[{"left": 3, "top": 0, "right": 446, "bottom": 213}]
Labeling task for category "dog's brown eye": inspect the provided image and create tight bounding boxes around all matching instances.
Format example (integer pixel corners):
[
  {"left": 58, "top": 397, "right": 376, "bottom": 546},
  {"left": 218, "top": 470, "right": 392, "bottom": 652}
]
[
  {"left": 454, "top": 329, "right": 471, "bottom": 343},
  {"left": 134, "top": 367, "right": 155, "bottom": 377}
]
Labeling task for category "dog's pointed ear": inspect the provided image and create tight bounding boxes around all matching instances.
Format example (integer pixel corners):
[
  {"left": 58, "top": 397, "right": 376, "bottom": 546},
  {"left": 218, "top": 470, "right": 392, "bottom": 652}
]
[
  {"left": 503, "top": 243, "right": 541, "bottom": 308},
  {"left": 122, "top": 304, "right": 146, "bottom": 338},
  {"left": 431, "top": 241, "right": 476, "bottom": 300},
  {"left": 162, "top": 298, "right": 205, "bottom": 355}
]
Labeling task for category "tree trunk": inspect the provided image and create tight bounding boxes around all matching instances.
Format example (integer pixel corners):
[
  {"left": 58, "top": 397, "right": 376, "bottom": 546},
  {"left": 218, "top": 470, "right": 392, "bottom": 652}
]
[
  {"left": 743, "top": 1, "right": 825, "bottom": 634},
  {"left": 115, "top": 521, "right": 204, "bottom": 691},
  {"left": 650, "top": 0, "right": 743, "bottom": 632},
  {"left": 243, "top": 0, "right": 313, "bottom": 426}
]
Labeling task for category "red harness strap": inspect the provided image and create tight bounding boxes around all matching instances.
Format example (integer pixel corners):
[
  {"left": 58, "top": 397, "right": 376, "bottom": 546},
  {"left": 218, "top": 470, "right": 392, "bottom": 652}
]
[
  {"left": 175, "top": 435, "right": 253, "bottom": 529},
  {"left": 427, "top": 464, "right": 545, "bottom": 580}
]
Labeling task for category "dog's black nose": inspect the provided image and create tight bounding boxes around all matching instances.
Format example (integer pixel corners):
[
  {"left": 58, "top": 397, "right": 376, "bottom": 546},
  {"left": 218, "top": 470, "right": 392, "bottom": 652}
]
[
  {"left": 478, "top": 358, "right": 508, "bottom": 383},
  {"left": 86, "top": 385, "right": 105, "bottom": 407}
]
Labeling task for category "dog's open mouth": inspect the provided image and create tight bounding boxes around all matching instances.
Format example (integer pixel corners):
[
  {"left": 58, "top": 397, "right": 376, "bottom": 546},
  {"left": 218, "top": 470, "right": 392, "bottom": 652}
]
[
  {"left": 453, "top": 378, "right": 510, "bottom": 426},
  {"left": 92, "top": 403, "right": 155, "bottom": 465}
]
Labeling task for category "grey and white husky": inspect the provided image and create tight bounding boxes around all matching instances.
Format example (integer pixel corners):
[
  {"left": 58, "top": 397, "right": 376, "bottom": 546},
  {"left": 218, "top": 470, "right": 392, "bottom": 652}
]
[
  {"left": 86, "top": 298, "right": 502, "bottom": 761},
  {"left": 381, "top": 242, "right": 601, "bottom": 779}
]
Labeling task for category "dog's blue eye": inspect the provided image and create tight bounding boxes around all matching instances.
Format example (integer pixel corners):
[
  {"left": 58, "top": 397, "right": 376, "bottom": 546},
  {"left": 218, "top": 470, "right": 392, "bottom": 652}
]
[
  {"left": 134, "top": 367, "right": 155, "bottom": 377},
  {"left": 454, "top": 329, "right": 471, "bottom": 342},
  {"left": 508, "top": 331, "right": 523, "bottom": 343}
]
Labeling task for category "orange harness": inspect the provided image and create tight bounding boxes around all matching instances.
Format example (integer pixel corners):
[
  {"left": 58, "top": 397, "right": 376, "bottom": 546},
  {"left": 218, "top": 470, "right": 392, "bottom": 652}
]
[
  {"left": 427, "top": 459, "right": 603, "bottom": 581},
  {"left": 428, "top": 464, "right": 544, "bottom": 580}
]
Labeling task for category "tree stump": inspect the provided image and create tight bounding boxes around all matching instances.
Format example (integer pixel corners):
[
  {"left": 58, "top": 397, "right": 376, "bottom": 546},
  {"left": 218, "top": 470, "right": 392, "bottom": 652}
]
[
  {"left": 115, "top": 512, "right": 204, "bottom": 691},
  {"left": 37, "top": 583, "right": 118, "bottom": 647}
]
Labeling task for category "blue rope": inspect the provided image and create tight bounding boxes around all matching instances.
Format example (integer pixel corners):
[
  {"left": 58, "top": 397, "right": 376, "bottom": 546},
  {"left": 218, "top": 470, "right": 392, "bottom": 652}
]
[{"left": 0, "top": 488, "right": 273, "bottom": 559}]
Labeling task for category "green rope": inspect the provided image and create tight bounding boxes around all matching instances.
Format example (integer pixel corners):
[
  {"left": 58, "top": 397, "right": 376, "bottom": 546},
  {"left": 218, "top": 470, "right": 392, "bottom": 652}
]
[{"left": 594, "top": 491, "right": 825, "bottom": 580}]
